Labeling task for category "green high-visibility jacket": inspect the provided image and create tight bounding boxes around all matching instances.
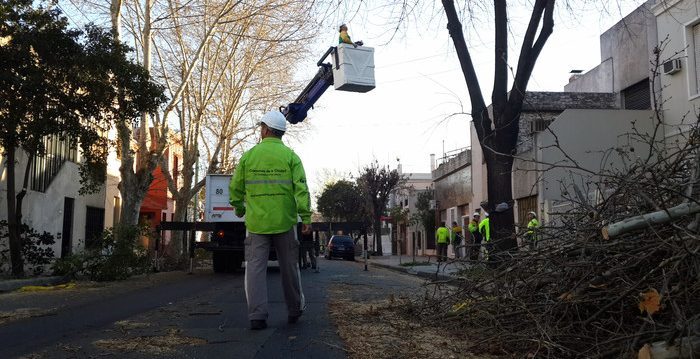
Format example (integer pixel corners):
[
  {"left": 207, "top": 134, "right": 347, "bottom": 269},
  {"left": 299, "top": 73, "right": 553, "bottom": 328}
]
[
  {"left": 436, "top": 226, "right": 450, "bottom": 244},
  {"left": 468, "top": 221, "right": 478, "bottom": 233},
  {"left": 229, "top": 137, "right": 312, "bottom": 234},
  {"left": 339, "top": 31, "right": 353, "bottom": 45},
  {"left": 478, "top": 218, "right": 491, "bottom": 242},
  {"left": 527, "top": 218, "right": 540, "bottom": 238}
]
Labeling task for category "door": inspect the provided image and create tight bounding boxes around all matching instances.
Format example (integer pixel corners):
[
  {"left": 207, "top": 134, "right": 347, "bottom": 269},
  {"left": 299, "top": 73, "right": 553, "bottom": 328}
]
[
  {"left": 85, "top": 206, "right": 105, "bottom": 249},
  {"left": 61, "top": 197, "right": 74, "bottom": 258}
]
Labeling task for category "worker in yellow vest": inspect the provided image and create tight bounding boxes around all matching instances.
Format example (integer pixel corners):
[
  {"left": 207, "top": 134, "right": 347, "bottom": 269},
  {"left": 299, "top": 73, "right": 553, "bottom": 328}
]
[
  {"left": 478, "top": 213, "right": 491, "bottom": 260},
  {"left": 526, "top": 211, "right": 540, "bottom": 250},
  {"left": 468, "top": 213, "right": 482, "bottom": 260},
  {"left": 451, "top": 221, "right": 463, "bottom": 259},
  {"left": 338, "top": 24, "right": 363, "bottom": 47},
  {"left": 435, "top": 222, "right": 449, "bottom": 262}
]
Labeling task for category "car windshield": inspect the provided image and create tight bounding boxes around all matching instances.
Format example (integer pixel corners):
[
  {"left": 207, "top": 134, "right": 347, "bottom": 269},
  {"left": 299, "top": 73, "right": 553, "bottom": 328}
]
[{"left": 333, "top": 236, "right": 353, "bottom": 244}]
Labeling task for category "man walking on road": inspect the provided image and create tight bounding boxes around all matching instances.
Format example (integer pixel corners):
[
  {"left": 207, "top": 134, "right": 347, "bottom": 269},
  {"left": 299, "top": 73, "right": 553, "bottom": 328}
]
[
  {"left": 436, "top": 222, "right": 449, "bottom": 262},
  {"left": 229, "top": 110, "right": 312, "bottom": 330}
]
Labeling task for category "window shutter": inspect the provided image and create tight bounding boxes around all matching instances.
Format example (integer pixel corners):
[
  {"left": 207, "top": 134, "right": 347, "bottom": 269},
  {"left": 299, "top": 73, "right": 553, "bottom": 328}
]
[{"left": 694, "top": 23, "right": 700, "bottom": 94}]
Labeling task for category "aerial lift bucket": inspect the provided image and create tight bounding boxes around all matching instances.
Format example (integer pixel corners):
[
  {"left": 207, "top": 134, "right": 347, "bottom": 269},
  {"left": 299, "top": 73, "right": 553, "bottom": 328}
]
[{"left": 332, "top": 44, "right": 375, "bottom": 93}]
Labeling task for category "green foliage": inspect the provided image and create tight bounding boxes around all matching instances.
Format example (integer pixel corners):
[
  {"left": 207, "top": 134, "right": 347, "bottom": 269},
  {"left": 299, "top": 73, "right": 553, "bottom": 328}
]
[
  {"left": 316, "top": 180, "right": 370, "bottom": 223},
  {"left": 0, "top": 1, "right": 165, "bottom": 276},
  {"left": 0, "top": 1, "right": 166, "bottom": 193},
  {"left": 411, "top": 189, "right": 435, "bottom": 239},
  {"left": 0, "top": 221, "right": 56, "bottom": 276},
  {"left": 52, "top": 225, "right": 151, "bottom": 281},
  {"left": 357, "top": 161, "right": 405, "bottom": 254},
  {"left": 389, "top": 206, "right": 409, "bottom": 223}
]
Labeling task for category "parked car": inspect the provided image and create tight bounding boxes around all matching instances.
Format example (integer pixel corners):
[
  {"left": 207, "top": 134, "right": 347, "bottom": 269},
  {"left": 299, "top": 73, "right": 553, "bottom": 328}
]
[{"left": 325, "top": 235, "right": 355, "bottom": 261}]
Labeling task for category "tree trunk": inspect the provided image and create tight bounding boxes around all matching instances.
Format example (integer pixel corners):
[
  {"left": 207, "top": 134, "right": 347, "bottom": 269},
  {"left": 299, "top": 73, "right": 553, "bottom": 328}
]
[
  {"left": 485, "top": 151, "right": 518, "bottom": 252},
  {"left": 5, "top": 146, "right": 23, "bottom": 277},
  {"left": 109, "top": 0, "right": 122, "bottom": 38},
  {"left": 374, "top": 217, "right": 383, "bottom": 255},
  {"left": 169, "top": 195, "right": 188, "bottom": 256},
  {"left": 119, "top": 179, "right": 146, "bottom": 227}
]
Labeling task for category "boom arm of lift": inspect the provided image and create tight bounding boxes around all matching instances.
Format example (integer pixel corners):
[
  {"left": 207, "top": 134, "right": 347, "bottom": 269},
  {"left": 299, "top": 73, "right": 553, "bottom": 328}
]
[{"left": 281, "top": 47, "right": 338, "bottom": 124}]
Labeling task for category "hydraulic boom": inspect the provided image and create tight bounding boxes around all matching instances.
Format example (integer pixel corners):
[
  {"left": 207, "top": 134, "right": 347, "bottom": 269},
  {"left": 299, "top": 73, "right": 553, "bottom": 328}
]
[{"left": 281, "top": 46, "right": 337, "bottom": 124}]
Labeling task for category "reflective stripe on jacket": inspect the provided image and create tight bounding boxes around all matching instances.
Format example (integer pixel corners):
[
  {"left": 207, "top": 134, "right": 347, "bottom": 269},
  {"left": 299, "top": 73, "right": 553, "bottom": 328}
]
[
  {"left": 229, "top": 137, "right": 311, "bottom": 234},
  {"left": 436, "top": 227, "right": 449, "bottom": 244}
]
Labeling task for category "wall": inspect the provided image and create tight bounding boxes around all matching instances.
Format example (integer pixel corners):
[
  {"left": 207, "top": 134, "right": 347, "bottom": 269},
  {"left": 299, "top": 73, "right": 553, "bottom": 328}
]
[
  {"left": 471, "top": 92, "right": 619, "bottom": 218},
  {"left": 433, "top": 166, "right": 472, "bottom": 211},
  {"left": 564, "top": 59, "right": 614, "bottom": 93},
  {"left": 0, "top": 150, "right": 106, "bottom": 259},
  {"left": 538, "top": 109, "right": 655, "bottom": 220},
  {"left": 565, "top": 1, "right": 657, "bottom": 94},
  {"left": 653, "top": 0, "right": 700, "bottom": 138}
]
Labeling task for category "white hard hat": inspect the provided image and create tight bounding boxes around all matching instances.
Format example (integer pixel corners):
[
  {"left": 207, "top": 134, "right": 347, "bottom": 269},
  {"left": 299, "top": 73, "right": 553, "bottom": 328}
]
[
  {"left": 528, "top": 211, "right": 537, "bottom": 216},
  {"left": 260, "top": 111, "right": 287, "bottom": 132},
  {"left": 473, "top": 212, "right": 480, "bottom": 217}
]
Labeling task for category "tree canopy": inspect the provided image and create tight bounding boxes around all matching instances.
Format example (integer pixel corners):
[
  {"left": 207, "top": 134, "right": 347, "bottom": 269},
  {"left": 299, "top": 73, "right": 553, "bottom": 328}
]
[
  {"left": 357, "top": 162, "right": 404, "bottom": 255},
  {"left": 0, "top": 0, "right": 165, "bottom": 276},
  {"left": 317, "top": 180, "right": 370, "bottom": 223}
]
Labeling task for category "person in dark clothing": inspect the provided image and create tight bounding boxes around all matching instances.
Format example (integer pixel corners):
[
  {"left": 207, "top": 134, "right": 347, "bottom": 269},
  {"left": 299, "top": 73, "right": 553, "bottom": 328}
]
[
  {"left": 468, "top": 213, "right": 482, "bottom": 260},
  {"left": 300, "top": 231, "right": 316, "bottom": 269}
]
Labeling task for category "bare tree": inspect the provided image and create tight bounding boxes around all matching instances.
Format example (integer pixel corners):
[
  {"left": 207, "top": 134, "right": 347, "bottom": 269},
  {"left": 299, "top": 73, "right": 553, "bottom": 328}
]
[
  {"left": 60, "top": 0, "right": 320, "bottom": 253},
  {"left": 152, "top": 0, "right": 317, "bottom": 253},
  {"left": 439, "top": 0, "right": 555, "bottom": 252}
]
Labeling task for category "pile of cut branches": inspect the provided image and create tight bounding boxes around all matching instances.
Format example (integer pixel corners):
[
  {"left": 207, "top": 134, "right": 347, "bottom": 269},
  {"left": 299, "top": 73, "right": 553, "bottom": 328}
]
[{"left": 402, "top": 123, "right": 700, "bottom": 357}]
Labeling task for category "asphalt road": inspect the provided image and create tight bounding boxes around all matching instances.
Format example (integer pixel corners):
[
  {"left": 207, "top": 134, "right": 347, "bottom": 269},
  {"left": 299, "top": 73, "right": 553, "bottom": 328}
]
[{"left": 0, "top": 258, "right": 422, "bottom": 359}]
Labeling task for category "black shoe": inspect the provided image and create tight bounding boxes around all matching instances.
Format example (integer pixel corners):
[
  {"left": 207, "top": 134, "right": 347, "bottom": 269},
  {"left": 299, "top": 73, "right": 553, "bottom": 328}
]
[
  {"left": 288, "top": 313, "right": 302, "bottom": 324},
  {"left": 250, "top": 320, "right": 267, "bottom": 330}
]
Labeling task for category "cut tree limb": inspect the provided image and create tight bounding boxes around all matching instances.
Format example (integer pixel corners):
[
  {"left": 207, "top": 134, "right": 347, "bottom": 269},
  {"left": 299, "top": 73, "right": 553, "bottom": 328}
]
[{"left": 602, "top": 202, "right": 700, "bottom": 239}]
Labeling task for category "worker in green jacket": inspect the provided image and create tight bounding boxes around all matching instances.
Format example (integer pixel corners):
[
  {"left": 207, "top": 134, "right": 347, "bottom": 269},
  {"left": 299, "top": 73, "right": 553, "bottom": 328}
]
[
  {"left": 478, "top": 213, "right": 491, "bottom": 260},
  {"left": 229, "top": 110, "right": 311, "bottom": 331},
  {"left": 339, "top": 24, "right": 363, "bottom": 47},
  {"left": 526, "top": 211, "right": 540, "bottom": 250},
  {"left": 435, "top": 222, "right": 449, "bottom": 262},
  {"left": 468, "top": 212, "right": 482, "bottom": 260}
]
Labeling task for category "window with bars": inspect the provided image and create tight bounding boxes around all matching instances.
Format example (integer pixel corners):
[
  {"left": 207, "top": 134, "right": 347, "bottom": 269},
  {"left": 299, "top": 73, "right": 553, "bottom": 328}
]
[{"left": 30, "top": 135, "right": 78, "bottom": 192}]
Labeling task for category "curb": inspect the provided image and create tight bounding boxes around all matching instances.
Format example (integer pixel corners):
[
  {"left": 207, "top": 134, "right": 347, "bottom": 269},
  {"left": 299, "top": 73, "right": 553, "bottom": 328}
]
[
  {"left": 0, "top": 276, "right": 70, "bottom": 293},
  {"left": 369, "top": 261, "right": 455, "bottom": 281}
]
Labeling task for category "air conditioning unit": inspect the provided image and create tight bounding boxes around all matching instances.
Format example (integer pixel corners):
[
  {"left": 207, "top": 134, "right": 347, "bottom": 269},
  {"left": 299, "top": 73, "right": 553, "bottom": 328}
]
[{"left": 662, "top": 59, "right": 682, "bottom": 75}]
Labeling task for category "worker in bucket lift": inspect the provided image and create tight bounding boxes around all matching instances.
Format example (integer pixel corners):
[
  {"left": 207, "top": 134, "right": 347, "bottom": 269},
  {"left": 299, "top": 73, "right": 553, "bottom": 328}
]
[{"left": 339, "top": 24, "right": 363, "bottom": 47}]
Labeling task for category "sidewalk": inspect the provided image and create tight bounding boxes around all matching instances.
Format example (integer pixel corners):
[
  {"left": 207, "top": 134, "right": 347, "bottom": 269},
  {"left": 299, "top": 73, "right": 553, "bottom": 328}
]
[{"left": 368, "top": 255, "right": 465, "bottom": 280}]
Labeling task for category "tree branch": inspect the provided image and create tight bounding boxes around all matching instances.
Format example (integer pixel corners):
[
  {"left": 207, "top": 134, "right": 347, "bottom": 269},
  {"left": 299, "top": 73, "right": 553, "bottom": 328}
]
[{"left": 441, "top": 0, "right": 491, "bottom": 143}]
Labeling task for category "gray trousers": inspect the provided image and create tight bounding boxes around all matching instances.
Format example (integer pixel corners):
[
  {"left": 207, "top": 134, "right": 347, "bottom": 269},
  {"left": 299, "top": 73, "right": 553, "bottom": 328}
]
[{"left": 245, "top": 228, "right": 305, "bottom": 321}]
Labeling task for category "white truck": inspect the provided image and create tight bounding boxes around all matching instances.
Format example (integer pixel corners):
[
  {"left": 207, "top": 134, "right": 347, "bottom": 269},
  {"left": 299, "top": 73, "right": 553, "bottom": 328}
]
[
  {"left": 203, "top": 174, "right": 248, "bottom": 272},
  {"left": 203, "top": 174, "right": 278, "bottom": 272}
]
